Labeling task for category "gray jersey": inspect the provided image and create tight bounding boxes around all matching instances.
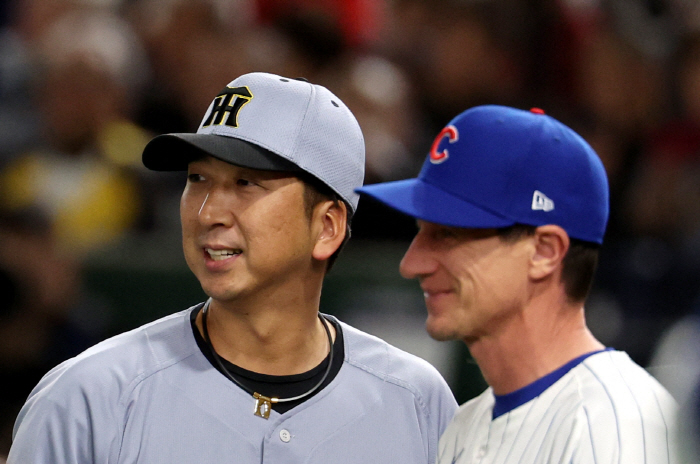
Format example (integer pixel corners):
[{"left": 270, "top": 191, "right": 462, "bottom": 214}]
[
  {"left": 9, "top": 307, "right": 458, "bottom": 463},
  {"left": 439, "top": 350, "right": 678, "bottom": 464}
]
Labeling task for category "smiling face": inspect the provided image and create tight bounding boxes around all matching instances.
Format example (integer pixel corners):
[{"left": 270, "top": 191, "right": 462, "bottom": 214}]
[
  {"left": 180, "top": 156, "right": 319, "bottom": 303},
  {"left": 399, "top": 222, "right": 531, "bottom": 343}
]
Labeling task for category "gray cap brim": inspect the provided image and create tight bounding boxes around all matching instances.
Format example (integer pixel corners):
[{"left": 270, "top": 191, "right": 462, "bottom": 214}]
[{"left": 142, "top": 133, "right": 303, "bottom": 172}]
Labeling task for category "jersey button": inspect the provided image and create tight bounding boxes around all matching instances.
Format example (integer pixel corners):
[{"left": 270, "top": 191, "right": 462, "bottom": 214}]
[{"left": 279, "top": 429, "right": 292, "bottom": 443}]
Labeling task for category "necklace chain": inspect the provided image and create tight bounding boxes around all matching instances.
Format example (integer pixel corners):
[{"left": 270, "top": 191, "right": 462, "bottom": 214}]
[{"left": 200, "top": 299, "right": 334, "bottom": 418}]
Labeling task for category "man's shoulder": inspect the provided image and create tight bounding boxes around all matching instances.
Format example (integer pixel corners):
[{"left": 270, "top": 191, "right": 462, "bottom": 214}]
[
  {"left": 567, "top": 349, "right": 678, "bottom": 429},
  {"left": 33, "top": 307, "right": 200, "bottom": 400},
  {"left": 576, "top": 350, "right": 676, "bottom": 402},
  {"left": 336, "top": 319, "right": 453, "bottom": 395}
]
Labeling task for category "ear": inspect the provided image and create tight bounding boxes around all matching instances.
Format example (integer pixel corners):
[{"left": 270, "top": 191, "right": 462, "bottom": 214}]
[
  {"left": 311, "top": 200, "right": 347, "bottom": 261},
  {"left": 528, "top": 225, "right": 570, "bottom": 281}
]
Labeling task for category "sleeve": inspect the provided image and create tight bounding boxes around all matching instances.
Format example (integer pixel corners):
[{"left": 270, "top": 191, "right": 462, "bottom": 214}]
[
  {"left": 7, "top": 362, "right": 122, "bottom": 464},
  {"left": 422, "top": 367, "right": 459, "bottom": 464}
]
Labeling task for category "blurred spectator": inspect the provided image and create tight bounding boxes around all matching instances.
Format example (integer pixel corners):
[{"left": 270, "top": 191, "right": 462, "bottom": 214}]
[
  {"left": 0, "top": 7, "right": 155, "bottom": 256},
  {"left": 128, "top": 0, "right": 256, "bottom": 133},
  {"left": 625, "top": 32, "right": 700, "bottom": 244},
  {"left": 0, "top": 208, "right": 107, "bottom": 456},
  {"left": 586, "top": 29, "right": 700, "bottom": 365},
  {"left": 547, "top": 1, "right": 698, "bottom": 367},
  {"left": 256, "top": 0, "right": 383, "bottom": 49},
  {"left": 332, "top": 54, "right": 424, "bottom": 184},
  {"left": 380, "top": 0, "right": 523, "bottom": 132}
]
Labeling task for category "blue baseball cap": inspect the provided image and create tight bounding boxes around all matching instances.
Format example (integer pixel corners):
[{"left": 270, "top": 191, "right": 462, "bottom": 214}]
[{"left": 356, "top": 105, "right": 609, "bottom": 244}]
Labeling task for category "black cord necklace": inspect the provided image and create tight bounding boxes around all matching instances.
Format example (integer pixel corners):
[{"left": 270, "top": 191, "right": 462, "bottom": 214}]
[{"left": 201, "top": 298, "right": 334, "bottom": 419}]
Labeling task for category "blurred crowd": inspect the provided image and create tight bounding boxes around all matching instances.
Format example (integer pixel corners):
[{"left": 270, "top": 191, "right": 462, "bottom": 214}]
[{"left": 1, "top": 0, "right": 700, "bottom": 457}]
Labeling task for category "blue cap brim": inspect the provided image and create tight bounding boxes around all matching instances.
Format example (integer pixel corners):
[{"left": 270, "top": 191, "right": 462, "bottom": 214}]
[{"left": 357, "top": 178, "right": 516, "bottom": 229}]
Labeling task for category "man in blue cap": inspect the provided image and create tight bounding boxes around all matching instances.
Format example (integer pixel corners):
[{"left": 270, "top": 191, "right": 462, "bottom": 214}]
[{"left": 357, "top": 105, "right": 678, "bottom": 463}]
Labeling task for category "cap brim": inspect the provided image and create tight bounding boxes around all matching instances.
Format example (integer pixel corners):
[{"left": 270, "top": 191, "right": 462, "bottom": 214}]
[
  {"left": 357, "top": 178, "right": 516, "bottom": 229},
  {"left": 142, "top": 133, "right": 303, "bottom": 172}
]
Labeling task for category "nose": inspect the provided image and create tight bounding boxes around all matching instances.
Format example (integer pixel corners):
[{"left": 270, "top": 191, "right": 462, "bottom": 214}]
[
  {"left": 197, "top": 187, "right": 234, "bottom": 228},
  {"left": 399, "top": 231, "right": 437, "bottom": 279}
]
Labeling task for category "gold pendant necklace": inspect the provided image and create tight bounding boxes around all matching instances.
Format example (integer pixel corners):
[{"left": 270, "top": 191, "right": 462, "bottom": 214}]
[{"left": 201, "top": 299, "right": 334, "bottom": 419}]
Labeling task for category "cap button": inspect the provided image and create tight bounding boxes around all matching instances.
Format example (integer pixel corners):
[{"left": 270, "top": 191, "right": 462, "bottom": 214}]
[{"left": 530, "top": 108, "right": 545, "bottom": 115}]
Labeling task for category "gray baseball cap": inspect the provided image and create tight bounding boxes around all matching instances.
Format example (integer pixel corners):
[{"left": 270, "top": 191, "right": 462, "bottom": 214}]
[{"left": 142, "top": 72, "right": 366, "bottom": 213}]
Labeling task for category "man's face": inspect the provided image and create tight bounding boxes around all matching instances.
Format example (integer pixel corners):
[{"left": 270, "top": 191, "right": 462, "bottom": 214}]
[
  {"left": 180, "top": 156, "right": 317, "bottom": 302},
  {"left": 399, "top": 222, "right": 531, "bottom": 343}
]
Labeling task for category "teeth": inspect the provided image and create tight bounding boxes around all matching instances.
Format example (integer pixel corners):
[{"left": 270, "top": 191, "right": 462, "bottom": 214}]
[{"left": 206, "top": 248, "right": 241, "bottom": 261}]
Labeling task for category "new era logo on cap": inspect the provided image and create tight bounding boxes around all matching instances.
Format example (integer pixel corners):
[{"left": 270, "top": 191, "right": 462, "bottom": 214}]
[{"left": 532, "top": 190, "right": 554, "bottom": 212}]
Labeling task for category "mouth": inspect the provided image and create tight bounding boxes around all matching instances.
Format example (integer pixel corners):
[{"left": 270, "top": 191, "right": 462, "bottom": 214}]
[
  {"left": 205, "top": 248, "right": 242, "bottom": 261},
  {"left": 421, "top": 288, "right": 454, "bottom": 308},
  {"left": 422, "top": 287, "right": 452, "bottom": 298}
]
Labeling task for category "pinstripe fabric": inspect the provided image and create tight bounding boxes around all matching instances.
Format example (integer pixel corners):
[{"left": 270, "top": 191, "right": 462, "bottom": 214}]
[{"left": 438, "top": 351, "right": 678, "bottom": 464}]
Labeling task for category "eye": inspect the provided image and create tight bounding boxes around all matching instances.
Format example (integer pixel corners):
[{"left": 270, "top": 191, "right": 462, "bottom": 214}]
[
  {"left": 187, "top": 173, "right": 205, "bottom": 183},
  {"left": 236, "top": 178, "right": 253, "bottom": 187}
]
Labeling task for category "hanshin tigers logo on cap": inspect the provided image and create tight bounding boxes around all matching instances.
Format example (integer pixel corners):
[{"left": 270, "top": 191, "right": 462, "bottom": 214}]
[
  {"left": 202, "top": 86, "right": 253, "bottom": 128},
  {"left": 429, "top": 125, "right": 458, "bottom": 164}
]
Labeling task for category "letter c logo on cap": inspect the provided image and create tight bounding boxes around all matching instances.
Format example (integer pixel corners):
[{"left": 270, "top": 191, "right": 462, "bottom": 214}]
[{"left": 430, "top": 125, "right": 458, "bottom": 164}]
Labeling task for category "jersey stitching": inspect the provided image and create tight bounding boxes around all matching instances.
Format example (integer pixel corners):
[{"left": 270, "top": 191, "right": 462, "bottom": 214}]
[
  {"left": 582, "top": 354, "right": 622, "bottom": 464},
  {"left": 116, "top": 351, "right": 200, "bottom": 460},
  {"left": 115, "top": 313, "right": 202, "bottom": 460},
  {"left": 530, "top": 375, "right": 578, "bottom": 463},
  {"left": 609, "top": 353, "right": 649, "bottom": 464},
  {"left": 339, "top": 324, "right": 434, "bottom": 463},
  {"left": 338, "top": 322, "right": 432, "bottom": 414},
  {"left": 493, "top": 408, "right": 511, "bottom": 461},
  {"left": 501, "top": 400, "right": 535, "bottom": 463},
  {"left": 582, "top": 405, "right": 598, "bottom": 464},
  {"left": 343, "top": 350, "right": 433, "bottom": 457},
  {"left": 557, "top": 405, "right": 584, "bottom": 464},
  {"left": 118, "top": 351, "right": 200, "bottom": 408},
  {"left": 343, "top": 351, "right": 430, "bottom": 411}
]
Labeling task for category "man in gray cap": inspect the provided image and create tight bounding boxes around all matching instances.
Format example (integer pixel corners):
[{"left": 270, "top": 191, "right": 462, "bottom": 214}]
[{"left": 8, "top": 73, "right": 457, "bottom": 464}]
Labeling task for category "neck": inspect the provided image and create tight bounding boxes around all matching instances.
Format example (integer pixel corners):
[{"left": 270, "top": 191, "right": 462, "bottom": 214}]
[
  {"left": 467, "top": 293, "right": 604, "bottom": 396},
  {"left": 196, "top": 291, "right": 335, "bottom": 376}
]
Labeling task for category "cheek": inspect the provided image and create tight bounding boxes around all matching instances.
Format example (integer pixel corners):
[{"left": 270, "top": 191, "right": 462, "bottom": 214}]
[
  {"left": 245, "top": 200, "right": 311, "bottom": 245},
  {"left": 179, "top": 195, "right": 204, "bottom": 259},
  {"left": 453, "top": 258, "right": 517, "bottom": 304},
  {"left": 179, "top": 201, "right": 195, "bottom": 236},
  {"left": 180, "top": 187, "right": 205, "bottom": 225}
]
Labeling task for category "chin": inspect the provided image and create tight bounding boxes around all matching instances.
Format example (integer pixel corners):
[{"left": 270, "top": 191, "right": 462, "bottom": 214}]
[
  {"left": 199, "top": 281, "right": 243, "bottom": 303},
  {"left": 425, "top": 316, "right": 459, "bottom": 342}
]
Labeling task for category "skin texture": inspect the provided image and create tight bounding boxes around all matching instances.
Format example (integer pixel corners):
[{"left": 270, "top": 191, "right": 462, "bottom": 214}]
[
  {"left": 400, "top": 221, "right": 603, "bottom": 395},
  {"left": 181, "top": 155, "right": 346, "bottom": 375},
  {"left": 399, "top": 223, "right": 530, "bottom": 343}
]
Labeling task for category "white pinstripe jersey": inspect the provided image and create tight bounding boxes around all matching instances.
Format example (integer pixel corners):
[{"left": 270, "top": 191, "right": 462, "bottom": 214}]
[{"left": 438, "top": 350, "right": 679, "bottom": 464}]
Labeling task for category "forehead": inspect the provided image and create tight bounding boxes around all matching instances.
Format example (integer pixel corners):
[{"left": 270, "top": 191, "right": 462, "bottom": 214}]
[
  {"left": 417, "top": 220, "right": 500, "bottom": 240},
  {"left": 188, "top": 155, "right": 299, "bottom": 181}
]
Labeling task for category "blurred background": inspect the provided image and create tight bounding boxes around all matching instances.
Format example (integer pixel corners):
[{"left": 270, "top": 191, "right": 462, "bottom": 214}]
[{"left": 0, "top": 0, "right": 700, "bottom": 457}]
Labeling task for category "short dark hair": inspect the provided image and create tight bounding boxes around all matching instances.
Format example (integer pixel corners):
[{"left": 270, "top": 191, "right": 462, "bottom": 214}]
[
  {"left": 298, "top": 173, "right": 352, "bottom": 272},
  {"left": 496, "top": 224, "right": 600, "bottom": 303}
]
